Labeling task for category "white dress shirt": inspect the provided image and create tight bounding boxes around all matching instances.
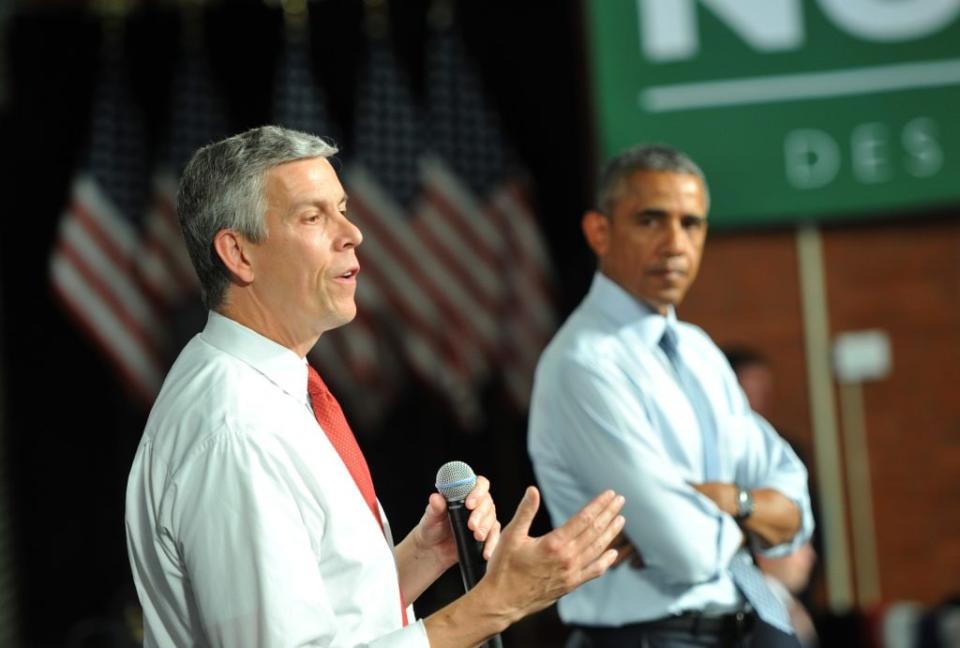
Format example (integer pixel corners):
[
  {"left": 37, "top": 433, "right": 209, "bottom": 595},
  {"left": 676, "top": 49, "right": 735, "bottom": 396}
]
[
  {"left": 528, "top": 273, "right": 814, "bottom": 627},
  {"left": 126, "top": 311, "right": 428, "bottom": 647}
]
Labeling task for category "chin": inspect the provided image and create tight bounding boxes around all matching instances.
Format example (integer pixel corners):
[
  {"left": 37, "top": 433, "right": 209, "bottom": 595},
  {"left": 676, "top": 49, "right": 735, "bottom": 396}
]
[
  {"left": 659, "top": 289, "right": 686, "bottom": 307},
  {"left": 316, "top": 307, "right": 357, "bottom": 335},
  {"left": 335, "top": 305, "right": 359, "bottom": 327}
]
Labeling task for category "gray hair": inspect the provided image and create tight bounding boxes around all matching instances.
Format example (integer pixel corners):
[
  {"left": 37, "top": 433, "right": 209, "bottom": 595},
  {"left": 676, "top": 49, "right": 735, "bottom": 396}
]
[
  {"left": 177, "top": 125, "right": 338, "bottom": 309},
  {"left": 595, "top": 144, "right": 709, "bottom": 215}
]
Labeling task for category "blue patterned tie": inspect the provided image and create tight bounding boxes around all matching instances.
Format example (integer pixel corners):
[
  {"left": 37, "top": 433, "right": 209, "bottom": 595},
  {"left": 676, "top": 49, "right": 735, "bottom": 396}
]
[
  {"left": 728, "top": 549, "right": 794, "bottom": 633},
  {"left": 659, "top": 326, "right": 794, "bottom": 635},
  {"left": 658, "top": 327, "right": 719, "bottom": 480}
]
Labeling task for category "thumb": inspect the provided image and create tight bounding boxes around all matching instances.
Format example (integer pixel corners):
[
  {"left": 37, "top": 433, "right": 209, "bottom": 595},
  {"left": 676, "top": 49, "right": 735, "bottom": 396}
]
[
  {"left": 503, "top": 486, "right": 541, "bottom": 539},
  {"left": 425, "top": 493, "right": 448, "bottom": 519}
]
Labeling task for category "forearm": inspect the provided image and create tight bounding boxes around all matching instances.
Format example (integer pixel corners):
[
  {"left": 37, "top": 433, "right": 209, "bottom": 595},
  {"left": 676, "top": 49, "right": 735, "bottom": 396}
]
[
  {"left": 394, "top": 533, "right": 455, "bottom": 605},
  {"left": 742, "top": 488, "right": 801, "bottom": 547},
  {"left": 693, "top": 483, "right": 801, "bottom": 546},
  {"left": 422, "top": 580, "right": 513, "bottom": 648}
]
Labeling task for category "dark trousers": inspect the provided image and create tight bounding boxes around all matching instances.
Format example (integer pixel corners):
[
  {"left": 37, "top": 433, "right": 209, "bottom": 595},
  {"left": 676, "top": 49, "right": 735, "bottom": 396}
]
[{"left": 568, "top": 612, "right": 802, "bottom": 648}]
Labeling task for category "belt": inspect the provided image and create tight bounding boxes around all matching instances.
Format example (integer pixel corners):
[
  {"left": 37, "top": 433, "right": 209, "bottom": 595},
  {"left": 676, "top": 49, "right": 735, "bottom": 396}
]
[
  {"left": 641, "top": 610, "right": 756, "bottom": 635},
  {"left": 574, "top": 610, "right": 757, "bottom": 640}
]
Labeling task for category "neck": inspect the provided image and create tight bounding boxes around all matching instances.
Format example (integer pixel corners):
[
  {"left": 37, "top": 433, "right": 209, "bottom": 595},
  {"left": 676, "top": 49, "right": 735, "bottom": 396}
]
[
  {"left": 647, "top": 302, "right": 669, "bottom": 316},
  {"left": 217, "top": 297, "right": 319, "bottom": 359}
]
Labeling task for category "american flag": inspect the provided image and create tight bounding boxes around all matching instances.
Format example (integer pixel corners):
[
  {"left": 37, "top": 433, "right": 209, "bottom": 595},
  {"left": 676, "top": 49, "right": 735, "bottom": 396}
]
[
  {"left": 271, "top": 11, "right": 398, "bottom": 428},
  {"left": 50, "top": 13, "right": 242, "bottom": 406},
  {"left": 49, "top": 26, "right": 163, "bottom": 403},
  {"left": 343, "top": 10, "right": 557, "bottom": 427},
  {"left": 421, "top": 16, "right": 556, "bottom": 410},
  {"left": 143, "top": 11, "right": 229, "bottom": 341},
  {"left": 346, "top": 24, "right": 488, "bottom": 428}
]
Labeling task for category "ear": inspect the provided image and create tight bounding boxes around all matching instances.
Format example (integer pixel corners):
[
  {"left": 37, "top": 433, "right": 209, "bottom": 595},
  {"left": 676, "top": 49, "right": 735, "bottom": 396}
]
[
  {"left": 581, "top": 210, "right": 610, "bottom": 258},
  {"left": 212, "top": 229, "right": 255, "bottom": 285}
]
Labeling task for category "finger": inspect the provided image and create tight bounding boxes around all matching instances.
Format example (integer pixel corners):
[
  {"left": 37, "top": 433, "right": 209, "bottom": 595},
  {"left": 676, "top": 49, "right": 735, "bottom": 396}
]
[
  {"left": 482, "top": 520, "right": 502, "bottom": 560},
  {"left": 467, "top": 488, "right": 493, "bottom": 523},
  {"left": 608, "top": 531, "right": 628, "bottom": 548},
  {"left": 578, "top": 547, "right": 621, "bottom": 585},
  {"left": 609, "top": 539, "right": 636, "bottom": 568},
  {"left": 465, "top": 475, "right": 490, "bottom": 509},
  {"left": 574, "top": 514, "right": 625, "bottom": 581},
  {"left": 570, "top": 493, "right": 625, "bottom": 550},
  {"left": 557, "top": 490, "right": 617, "bottom": 541},
  {"left": 469, "top": 500, "right": 496, "bottom": 540},
  {"left": 583, "top": 513, "right": 626, "bottom": 564},
  {"left": 465, "top": 477, "right": 493, "bottom": 539},
  {"left": 502, "top": 486, "right": 540, "bottom": 539}
]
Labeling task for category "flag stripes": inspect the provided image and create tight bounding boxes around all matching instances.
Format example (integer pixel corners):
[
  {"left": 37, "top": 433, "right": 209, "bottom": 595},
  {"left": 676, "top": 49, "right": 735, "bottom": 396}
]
[
  {"left": 269, "top": 12, "right": 390, "bottom": 412},
  {"left": 50, "top": 10, "right": 557, "bottom": 426},
  {"left": 50, "top": 254, "right": 163, "bottom": 400},
  {"left": 52, "top": 174, "right": 168, "bottom": 402}
]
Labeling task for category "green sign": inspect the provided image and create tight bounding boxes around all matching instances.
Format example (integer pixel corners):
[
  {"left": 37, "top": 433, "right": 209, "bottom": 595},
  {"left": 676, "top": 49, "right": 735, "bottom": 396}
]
[{"left": 587, "top": 0, "right": 960, "bottom": 227}]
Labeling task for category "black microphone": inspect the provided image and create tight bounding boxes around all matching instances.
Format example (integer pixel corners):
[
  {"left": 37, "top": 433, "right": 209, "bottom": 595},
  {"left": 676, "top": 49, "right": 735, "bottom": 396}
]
[{"left": 435, "top": 461, "right": 504, "bottom": 648}]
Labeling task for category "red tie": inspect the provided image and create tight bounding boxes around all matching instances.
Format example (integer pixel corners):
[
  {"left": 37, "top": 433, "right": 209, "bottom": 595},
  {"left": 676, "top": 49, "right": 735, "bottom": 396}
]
[
  {"left": 306, "top": 366, "right": 408, "bottom": 624},
  {"left": 307, "top": 366, "right": 382, "bottom": 528}
]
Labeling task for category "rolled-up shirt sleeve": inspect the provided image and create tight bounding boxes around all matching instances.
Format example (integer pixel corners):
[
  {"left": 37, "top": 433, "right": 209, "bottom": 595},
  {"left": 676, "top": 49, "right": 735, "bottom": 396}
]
[{"left": 733, "top": 411, "right": 815, "bottom": 556}]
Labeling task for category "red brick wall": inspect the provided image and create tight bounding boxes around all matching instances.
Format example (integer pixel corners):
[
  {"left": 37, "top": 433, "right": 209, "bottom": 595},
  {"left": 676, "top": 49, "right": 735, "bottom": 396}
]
[{"left": 680, "top": 215, "right": 960, "bottom": 607}]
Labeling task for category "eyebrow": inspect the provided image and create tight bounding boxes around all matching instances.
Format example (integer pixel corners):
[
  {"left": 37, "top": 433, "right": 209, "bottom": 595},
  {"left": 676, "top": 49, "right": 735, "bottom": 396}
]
[
  {"left": 639, "top": 208, "right": 668, "bottom": 219},
  {"left": 637, "top": 208, "right": 706, "bottom": 220},
  {"left": 289, "top": 194, "right": 348, "bottom": 212}
]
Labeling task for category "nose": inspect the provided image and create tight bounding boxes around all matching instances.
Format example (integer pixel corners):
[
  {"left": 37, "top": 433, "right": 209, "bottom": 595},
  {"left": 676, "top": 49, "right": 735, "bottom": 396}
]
[
  {"left": 660, "top": 217, "right": 685, "bottom": 256},
  {"left": 337, "top": 212, "right": 363, "bottom": 249}
]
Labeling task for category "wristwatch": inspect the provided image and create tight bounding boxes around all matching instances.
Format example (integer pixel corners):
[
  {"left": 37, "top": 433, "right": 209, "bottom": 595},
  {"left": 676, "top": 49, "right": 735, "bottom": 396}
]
[{"left": 735, "top": 487, "right": 754, "bottom": 521}]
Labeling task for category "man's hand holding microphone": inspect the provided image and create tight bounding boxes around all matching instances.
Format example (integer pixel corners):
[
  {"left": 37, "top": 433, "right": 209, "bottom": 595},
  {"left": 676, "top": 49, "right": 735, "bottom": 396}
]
[{"left": 400, "top": 461, "right": 626, "bottom": 648}]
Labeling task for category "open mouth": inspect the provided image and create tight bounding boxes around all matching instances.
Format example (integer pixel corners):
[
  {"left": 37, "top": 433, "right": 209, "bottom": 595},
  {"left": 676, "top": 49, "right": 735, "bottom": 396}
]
[{"left": 338, "top": 267, "right": 359, "bottom": 279}]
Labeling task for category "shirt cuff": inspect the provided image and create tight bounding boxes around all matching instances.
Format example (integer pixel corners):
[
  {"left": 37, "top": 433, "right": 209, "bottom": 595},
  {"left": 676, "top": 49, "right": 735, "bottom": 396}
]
[
  {"left": 368, "top": 619, "right": 431, "bottom": 648},
  {"left": 758, "top": 494, "right": 815, "bottom": 557}
]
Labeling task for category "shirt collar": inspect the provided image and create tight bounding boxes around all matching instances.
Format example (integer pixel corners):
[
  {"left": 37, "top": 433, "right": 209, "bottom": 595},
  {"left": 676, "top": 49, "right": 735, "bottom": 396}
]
[
  {"left": 201, "top": 311, "right": 310, "bottom": 405},
  {"left": 585, "top": 271, "right": 678, "bottom": 349}
]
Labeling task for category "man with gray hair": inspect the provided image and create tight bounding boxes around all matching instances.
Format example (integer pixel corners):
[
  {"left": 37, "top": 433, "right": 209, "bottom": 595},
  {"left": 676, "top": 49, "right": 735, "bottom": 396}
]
[
  {"left": 528, "top": 144, "right": 813, "bottom": 647},
  {"left": 125, "top": 126, "right": 627, "bottom": 647}
]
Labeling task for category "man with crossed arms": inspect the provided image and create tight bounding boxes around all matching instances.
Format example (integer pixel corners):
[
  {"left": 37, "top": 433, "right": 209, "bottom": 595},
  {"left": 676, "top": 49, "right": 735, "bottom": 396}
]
[{"left": 529, "top": 145, "right": 813, "bottom": 647}]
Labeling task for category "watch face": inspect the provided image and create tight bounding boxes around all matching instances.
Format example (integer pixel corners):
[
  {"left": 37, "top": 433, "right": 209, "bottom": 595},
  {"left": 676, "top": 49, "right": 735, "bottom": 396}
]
[{"left": 736, "top": 488, "right": 754, "bottom": 520}]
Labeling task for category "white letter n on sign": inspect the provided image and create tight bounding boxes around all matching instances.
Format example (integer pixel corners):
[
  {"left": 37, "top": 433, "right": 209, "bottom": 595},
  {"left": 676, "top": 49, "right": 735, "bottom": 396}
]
[{"left": 638, "top": 0, "right": 804, "bottom": 62}]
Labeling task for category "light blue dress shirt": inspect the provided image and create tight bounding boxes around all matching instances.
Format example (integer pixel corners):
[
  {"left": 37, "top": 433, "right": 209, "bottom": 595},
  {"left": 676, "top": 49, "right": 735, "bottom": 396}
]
[{"left": 528, "top": 273, "right": 814, "bottom": 627}]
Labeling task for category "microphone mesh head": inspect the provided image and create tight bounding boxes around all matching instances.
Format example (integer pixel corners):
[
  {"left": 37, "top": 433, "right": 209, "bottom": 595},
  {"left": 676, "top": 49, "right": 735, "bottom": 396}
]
[{"left": 435, "top": 460, "right": 477, "bottom": 502}]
